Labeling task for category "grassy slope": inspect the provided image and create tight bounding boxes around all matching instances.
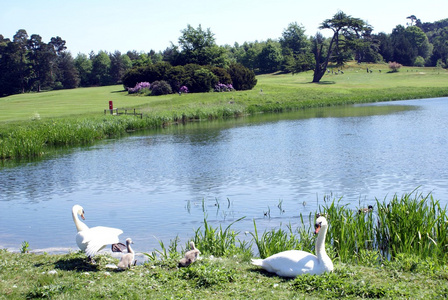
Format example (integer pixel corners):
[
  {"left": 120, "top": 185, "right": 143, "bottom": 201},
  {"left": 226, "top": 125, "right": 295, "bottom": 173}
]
[
  {"left": 1, "top": 250, "right": 447, "bottom": 299},
  {"left": 1, "top": 62, "right": 447, "bottom": 123}
]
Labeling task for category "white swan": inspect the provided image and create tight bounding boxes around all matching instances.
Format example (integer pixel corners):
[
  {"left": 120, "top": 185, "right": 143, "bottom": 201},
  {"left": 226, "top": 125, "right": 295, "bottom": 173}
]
[
  {"left": 72, "top": 204, "right": 123, "bottom": 259},
  {"left": 117, "top": 238, "right": 135, "bottom": 269},
  {"left": 251, "top": 216, "right": 333, "bottom": 277}
]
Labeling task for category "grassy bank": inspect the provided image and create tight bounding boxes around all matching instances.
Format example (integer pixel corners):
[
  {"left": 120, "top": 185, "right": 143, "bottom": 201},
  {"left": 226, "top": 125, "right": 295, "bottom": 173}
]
[
  {"left": 1, "top": 62, "right": 448, "bottom": 159},
  {"left": 2, "top": 192, "right": 448, "bottom": 299}
]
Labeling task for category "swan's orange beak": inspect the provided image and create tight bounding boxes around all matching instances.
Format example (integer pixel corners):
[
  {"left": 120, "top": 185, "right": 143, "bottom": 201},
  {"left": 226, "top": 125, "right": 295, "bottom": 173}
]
[
  {"left": 81, "top": 211, "right": 85, "bottom": 220},
  {"left": 314, "top": 224, "right": 321, "bottom": 235}
]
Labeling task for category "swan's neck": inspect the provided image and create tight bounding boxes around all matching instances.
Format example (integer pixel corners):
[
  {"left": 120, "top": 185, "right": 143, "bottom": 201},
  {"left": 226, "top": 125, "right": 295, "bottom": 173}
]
[
  {"left": 72, "top": 208, "right": 89, "bottom": 232},
  {"left": 127, "top": 242, "right": 134, "bottom": 254},
  {"left": 315, "top": 225, "right": 332, "bottom": 267}
]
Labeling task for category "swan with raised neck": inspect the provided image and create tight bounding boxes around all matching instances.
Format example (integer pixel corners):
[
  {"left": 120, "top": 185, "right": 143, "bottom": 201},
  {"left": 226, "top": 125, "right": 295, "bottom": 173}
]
[
  {"left": 72, "top": 204, "right": 123, "bottom": 260},
  {"left": 251, "top": 216, "right": 333, "bottom": 277}
]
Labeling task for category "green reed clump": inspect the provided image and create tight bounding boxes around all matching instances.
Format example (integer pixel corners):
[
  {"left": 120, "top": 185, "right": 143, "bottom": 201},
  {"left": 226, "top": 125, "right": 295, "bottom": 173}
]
[
  {"left": 319, "top": 190, "right": 448, "bottom": 264},
  {"left": 375, "top": 190, "right": 448, "bottom": 261},
  {"left": 0, "top": 115, "right": 168, "bottom": 159},
  {"left": 193, "top": 216, "right": 251, "bottom": 257},
  {"left": 251, "top": 215, "right": 315, "bottom": 259},
  {"left": 320, "top": 197, "right": 376, "bottom": 262}
]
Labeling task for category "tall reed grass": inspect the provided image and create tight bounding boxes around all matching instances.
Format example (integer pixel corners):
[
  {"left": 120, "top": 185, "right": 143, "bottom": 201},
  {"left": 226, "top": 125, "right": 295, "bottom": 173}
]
[
  {"left": 0, "top": 115, "right": 165, "bottom": 159},
  {"left": 170, "top": 191, "right": 447, "bottom": 267}
]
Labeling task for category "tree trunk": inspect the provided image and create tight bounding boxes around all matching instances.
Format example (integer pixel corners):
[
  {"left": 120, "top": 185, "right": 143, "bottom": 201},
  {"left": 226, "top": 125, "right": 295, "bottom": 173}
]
[{"left": 312, "top": 33, "right": 337, "bottom": 83}]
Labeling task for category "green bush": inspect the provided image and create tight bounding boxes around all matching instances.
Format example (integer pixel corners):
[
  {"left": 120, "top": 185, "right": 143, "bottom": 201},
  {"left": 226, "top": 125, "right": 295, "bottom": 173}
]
[
  {"left": 228, "top": 63, "right": 257, "bottom": 90},
  {"left": 190, "top": 68, "right": 218, "bottom": 93},
  {"left": 151, "top": 80, "right": 173, "bottom": 95}
]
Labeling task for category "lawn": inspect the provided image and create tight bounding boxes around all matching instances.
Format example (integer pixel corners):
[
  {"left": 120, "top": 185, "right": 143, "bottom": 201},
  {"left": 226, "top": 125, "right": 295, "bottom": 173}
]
[{"left": 1, "top": 62, "right": 447, "bottom": 123}]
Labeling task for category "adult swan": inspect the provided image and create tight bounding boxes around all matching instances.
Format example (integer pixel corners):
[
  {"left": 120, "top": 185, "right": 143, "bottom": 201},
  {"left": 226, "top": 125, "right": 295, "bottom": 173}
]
[
  {"left": 251, "top": 216, "right": 333, "bottom": 277},
  {"left": 72, "top": 204, "right": 123, "bottom": 260}
]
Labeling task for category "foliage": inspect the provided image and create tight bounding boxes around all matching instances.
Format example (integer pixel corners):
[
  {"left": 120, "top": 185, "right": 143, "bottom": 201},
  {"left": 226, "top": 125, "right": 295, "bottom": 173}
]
[
  {"left": 169, "top": 24, "right": 228, "bottom": 67},
  {"left": 190, "top": 68, "right": 218, "bottom": 93},
  {"left": 312, "top": 11, "right": 370, "bottom": 82},
  {"left": 388, "top": 61, "right": 403, "bottom": 72},
  {"left": 214, "top": 83, "right": 234, "bottom": 92},
  {"left": 127, "top": 82, "right": 150, "bottom": 94},
  {"left": 193, "top": 216, "right": 251, "bottom": 257},
  {"left": 179, "top": 85, "right": 189, "bottom": 93},
  {"left": 151, "top": 80, "right": 173, "bottom": 96},
  {"left": 257, "top": 40, "right": 283, "bottom": 73},
  {"left": 227, "top": 63, "right": 257, "bottom": 90},
  {"left": 20, "top": 241, "right": 30, "bottom": 253}
]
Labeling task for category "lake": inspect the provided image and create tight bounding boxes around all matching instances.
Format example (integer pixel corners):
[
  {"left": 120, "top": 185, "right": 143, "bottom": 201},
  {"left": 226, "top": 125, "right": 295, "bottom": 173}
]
[{"left": 1, "top": 97, "right": 447, "bottom": 255}]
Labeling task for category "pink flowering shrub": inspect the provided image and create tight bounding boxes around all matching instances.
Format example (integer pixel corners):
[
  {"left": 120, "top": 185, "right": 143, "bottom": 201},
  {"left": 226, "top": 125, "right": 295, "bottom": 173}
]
[
  {"left": 179, "top": 86, "right": 189, "bottom": 94},
  {"left": 388, "top": 61, "right": 403, "bottom": 72},
  {"left": 214, "top": 83, "right": 234, "bottom": 92},
  {"left": 128, "top": 82, "right": 151, "bottom": 94}
]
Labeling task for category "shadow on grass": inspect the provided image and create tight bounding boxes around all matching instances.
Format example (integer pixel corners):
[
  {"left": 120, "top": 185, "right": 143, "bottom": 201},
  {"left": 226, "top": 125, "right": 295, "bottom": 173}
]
[
  {"left": 249, "top": 266, "right": 295, "bottom": 280},
  {"left": 53, "top": 257, "right": 100, "bottom": 272}
]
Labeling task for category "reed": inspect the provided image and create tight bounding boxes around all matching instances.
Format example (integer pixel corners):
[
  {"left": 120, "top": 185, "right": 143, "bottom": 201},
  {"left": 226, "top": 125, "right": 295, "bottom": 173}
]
[
  {"left": 0, "top": 115, "right": 165, "bottom": 159},
  {"left": 192, "top": 216, "right": 251, "bottom": 257},
  {"left": 247, "top": 190, "right": 447, "bottom": 265},
  {"left": 319, "top": 190, "right": 448, "bottom": 263}
]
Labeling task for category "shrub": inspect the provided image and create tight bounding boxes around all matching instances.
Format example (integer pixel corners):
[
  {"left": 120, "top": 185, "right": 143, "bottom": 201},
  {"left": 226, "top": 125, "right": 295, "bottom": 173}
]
[
  {"left": 190, "top": 68, "right": 218, "bottom": 93},
  {"left": 214, "top": 83, "right": 234, "bottom": 92},
  {"left": 151, "top": 80, "right": 172, "bottom": 96},
  {"left": 228, "top": 63, "right": 257, "bottom": 90},
  {"left": 209, "top": 66, "right": 232, "bottom": 84},
  {"left": 388, "top": 61, "right": 403, "bottom": 72},
  {"left": 127, "top": 82, "right": 150, "bottom": 94},
  {"left": 414, "top": 56, "right": 425, "bottom": 67},
  {"left": 179, "top": 86, "right": 189, "bottom": 94}
]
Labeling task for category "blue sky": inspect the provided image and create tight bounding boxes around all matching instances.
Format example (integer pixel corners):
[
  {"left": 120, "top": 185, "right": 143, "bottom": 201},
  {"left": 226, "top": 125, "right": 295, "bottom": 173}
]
[{"left": 1, "top": 0, "right": 447, "bottom": 55}]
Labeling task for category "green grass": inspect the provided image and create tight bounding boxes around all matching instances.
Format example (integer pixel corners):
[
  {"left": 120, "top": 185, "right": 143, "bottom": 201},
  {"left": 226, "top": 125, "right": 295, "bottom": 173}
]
[
  {"left": 1, "top": 62, "right": 448, "bottom": 160},
  {"left": 2, "top": 192, "right": 448, "bottom": 299}
]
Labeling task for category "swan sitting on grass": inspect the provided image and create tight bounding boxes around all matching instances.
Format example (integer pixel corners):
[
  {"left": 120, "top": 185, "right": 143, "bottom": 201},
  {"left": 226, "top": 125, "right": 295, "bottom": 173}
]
[
  {"left": 251, "top": 216, "right": 333, "bottom": 277},
  {"left": 72, "top": 204, "right": 123, "bottom": 262}
]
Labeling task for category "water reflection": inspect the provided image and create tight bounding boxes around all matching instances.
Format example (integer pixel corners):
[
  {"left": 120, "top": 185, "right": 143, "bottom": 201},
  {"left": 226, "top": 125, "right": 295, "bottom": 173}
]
[{"left": 0, "top": 97, "right": 447, "bottom": 253}]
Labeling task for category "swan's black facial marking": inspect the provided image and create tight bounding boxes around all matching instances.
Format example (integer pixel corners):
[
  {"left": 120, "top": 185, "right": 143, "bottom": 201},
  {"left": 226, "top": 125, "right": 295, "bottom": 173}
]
[{"left": 314, "top": 221, "right": 322, "bottom": 234}]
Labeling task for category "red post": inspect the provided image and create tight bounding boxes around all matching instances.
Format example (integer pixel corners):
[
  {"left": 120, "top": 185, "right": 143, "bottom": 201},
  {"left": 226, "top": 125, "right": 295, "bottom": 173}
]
[{"left": 109, "top": 101, "right": 113, "bottom": 114}]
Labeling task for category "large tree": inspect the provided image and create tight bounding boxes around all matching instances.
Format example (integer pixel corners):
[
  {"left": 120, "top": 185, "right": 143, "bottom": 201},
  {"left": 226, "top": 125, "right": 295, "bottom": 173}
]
[
  {"left": 174, "top": 24, "right": 227, "bottom": 67},
  {"left": 312, "top": 11, "right": 368, "bottom": 83},
  {"left": 280, "top": 22, "right": 314, "bottom": 73}
]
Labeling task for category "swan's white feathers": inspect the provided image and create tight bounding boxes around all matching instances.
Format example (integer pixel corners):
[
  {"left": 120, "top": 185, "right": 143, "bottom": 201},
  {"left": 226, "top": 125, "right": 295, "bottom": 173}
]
[
  {"left": 252, "top": 250, "right": 321, "bottom": 277},
  {"left": 251, "top": 216, "right": 333, "bottom": 277},
  {"left": 80, "top": 227, "right": 123, "bottom": 257},
  {"left": 72, "top": 205, "right": 123, "bottom": 258}
]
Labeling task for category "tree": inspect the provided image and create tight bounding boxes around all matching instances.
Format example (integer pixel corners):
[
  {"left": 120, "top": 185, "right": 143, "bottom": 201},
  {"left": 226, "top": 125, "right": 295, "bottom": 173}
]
[
  {"left": 110, "top": 51, "right": 132, "bottom": 84},
  {"left": 57, "top": 52, "right": 79, "bottom": 89},
  {"left": 176, "top": 24, "right": 227, "bottom": 67},
  {"left": 280, "top": 22, "right": 314, "bottom": 73},
  {"left": 27, "top": 34, "right": 55, "bottom": 91},
  {"left": 312, "top": 11, "right": 368, "bottom": 83},
  {"left": 13, "top": 29, "right": 30, "bottom": 93},
  {"left": 258, "top": 40, "right": 283, "bottom": 73},
  {"left": 74, "top": 53, "right": 92, "bottom": 86},
  {"left": 91, "top": 51, "right": 111, "bottom": 85},
  {"left": 390, "top": 25, "right": 431, "bottom": 66}
]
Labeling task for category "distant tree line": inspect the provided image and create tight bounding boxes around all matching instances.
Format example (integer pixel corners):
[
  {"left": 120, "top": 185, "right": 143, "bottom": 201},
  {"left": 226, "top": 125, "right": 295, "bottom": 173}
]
[{"left": 1, "top": 14, "right": 447, "bottom": 96}]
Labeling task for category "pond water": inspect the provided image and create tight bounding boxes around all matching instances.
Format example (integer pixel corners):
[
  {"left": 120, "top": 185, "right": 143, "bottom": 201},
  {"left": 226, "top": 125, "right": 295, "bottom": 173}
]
[{"left": 1, "top": 97, "right": 447, "bottom": 255}]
